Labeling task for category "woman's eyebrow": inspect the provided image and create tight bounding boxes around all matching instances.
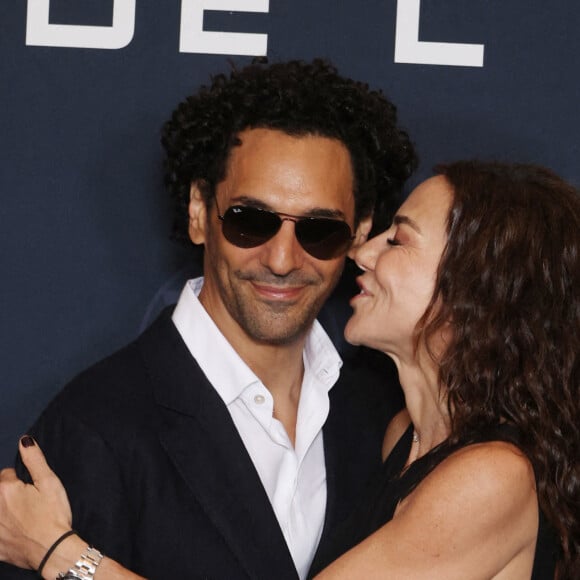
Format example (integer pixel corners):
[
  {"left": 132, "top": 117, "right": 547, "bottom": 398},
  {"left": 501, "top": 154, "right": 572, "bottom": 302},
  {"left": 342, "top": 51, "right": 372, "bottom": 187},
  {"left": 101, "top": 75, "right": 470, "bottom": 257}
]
[{"left": 393, "top": 214, "right": 422, "bottom": 234}]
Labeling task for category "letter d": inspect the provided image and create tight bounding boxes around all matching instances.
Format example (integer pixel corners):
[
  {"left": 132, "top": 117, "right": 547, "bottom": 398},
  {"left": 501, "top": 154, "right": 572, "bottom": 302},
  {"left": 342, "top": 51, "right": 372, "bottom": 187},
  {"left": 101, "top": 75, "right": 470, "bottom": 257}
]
[{"left": 26, "top": 0, "right": 135, "bottom": 50}]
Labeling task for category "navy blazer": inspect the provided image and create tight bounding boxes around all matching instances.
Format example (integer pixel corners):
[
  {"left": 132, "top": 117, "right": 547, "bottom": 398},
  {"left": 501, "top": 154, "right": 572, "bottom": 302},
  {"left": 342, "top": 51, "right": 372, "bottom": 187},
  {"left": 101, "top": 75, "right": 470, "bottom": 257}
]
[{"left": 2, "top": 309, "right": 401, "bottom": 579}]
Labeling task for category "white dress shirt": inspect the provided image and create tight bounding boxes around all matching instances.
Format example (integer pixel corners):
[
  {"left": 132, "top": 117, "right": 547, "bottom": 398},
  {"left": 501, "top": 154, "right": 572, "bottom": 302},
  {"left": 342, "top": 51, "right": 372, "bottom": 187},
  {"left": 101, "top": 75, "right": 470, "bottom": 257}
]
[{"left": 172, "top": 278, "right": 342, "bottom": 579}]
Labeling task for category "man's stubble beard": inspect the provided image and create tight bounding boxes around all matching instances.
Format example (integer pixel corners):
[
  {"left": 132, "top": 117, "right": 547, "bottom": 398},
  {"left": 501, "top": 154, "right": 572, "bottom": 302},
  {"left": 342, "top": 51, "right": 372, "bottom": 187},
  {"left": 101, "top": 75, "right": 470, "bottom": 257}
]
[{"left": 221, "top": 267, "right": 343, "bottom": 346}]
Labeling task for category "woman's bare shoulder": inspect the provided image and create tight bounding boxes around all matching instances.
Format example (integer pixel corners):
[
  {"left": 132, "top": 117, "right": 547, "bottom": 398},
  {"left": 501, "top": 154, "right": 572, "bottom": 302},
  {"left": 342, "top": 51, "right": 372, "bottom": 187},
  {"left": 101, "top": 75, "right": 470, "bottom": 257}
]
[
  {"left": 315, "top": 439, "right": 540, "bottom": 580},
  {"left": 395, "top": 441, "right": 538, "bottom": 550},
  {"left": 431, "top": 439, "right": 536, "bottom": 499}
]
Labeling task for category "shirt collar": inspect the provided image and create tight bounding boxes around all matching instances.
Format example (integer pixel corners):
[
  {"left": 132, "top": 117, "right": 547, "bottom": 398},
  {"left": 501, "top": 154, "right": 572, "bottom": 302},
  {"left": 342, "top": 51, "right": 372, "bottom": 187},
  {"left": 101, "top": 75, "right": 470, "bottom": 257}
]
[{"left": 171, "top": 277, "right": 342, "bottom": 406}]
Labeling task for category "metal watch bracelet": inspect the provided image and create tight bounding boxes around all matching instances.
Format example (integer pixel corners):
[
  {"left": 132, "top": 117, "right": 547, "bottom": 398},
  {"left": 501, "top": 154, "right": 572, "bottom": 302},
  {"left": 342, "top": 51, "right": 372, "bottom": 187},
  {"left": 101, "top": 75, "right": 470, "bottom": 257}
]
[{"left": 56, "top": 546, "right": 103, "bottom": 580}]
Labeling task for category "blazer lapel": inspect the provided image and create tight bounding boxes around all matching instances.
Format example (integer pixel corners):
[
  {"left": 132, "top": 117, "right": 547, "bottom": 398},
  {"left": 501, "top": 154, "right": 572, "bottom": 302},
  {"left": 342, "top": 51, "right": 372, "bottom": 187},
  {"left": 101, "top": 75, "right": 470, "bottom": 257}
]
[
  {"left": 312, "top": 348, "right": 399, "bottom": 573},
  {"left": 140, "top": 312, "right": 298, "bottom": 580},
  {"left": 318, "top": 374, "right": 351, "bottom": 545}
]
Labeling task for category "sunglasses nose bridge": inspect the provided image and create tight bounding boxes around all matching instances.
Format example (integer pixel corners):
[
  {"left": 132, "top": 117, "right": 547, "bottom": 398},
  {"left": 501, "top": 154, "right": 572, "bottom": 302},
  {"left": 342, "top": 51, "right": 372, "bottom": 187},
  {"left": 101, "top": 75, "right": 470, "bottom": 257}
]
[
  {"left": 271, "top": 213, "right": 302, "bottom": 236},
  {"left": 273, "top": 215, "right": 301, "bottom": 242},
  {"left": 259, "top": 216, "right": 306, "bottom": 274},
  {"left": 277, "top": 215, "right": 306, "bottom": 243},
  {"left": 276, "top": 213, "right": 300, "bottom": 236},
  {"left": 278, "top": 214, "right": 299, "bottom": 225},
  {"left": 261, "top": 214, "right": 298, "bottom": 241}
]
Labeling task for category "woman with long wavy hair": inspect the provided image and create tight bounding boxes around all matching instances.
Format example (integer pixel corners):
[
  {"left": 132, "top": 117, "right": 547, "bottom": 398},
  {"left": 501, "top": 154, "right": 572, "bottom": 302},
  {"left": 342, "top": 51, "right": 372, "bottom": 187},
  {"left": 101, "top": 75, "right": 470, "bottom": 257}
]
[{"left": 311, "top": 160, "right": 579, "bottom": 579}]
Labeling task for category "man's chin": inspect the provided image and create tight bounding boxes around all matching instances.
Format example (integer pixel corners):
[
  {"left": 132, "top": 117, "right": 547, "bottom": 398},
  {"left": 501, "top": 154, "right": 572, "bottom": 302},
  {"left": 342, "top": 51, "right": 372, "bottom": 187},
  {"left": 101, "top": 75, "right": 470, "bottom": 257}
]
[
  {"left": 229, "top": 284, "right": 330, "bottom": 345},
  {"left": 240, "top": 313, "right": 316, "bottom": 346}
]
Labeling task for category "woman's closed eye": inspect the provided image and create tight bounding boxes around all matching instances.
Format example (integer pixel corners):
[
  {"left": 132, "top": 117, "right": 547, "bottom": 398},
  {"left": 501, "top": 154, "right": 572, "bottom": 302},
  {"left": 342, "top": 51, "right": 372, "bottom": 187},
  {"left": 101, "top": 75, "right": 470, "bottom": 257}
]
[{"left": 387, "top": 237, "right": 401, "bottom": 246}]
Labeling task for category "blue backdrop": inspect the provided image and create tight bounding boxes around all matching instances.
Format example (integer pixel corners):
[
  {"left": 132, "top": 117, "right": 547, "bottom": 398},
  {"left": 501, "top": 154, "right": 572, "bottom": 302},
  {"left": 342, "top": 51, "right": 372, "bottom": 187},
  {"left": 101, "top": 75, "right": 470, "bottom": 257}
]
[{"left": 2, "top": 0, "right": 579, "bottom": 464}]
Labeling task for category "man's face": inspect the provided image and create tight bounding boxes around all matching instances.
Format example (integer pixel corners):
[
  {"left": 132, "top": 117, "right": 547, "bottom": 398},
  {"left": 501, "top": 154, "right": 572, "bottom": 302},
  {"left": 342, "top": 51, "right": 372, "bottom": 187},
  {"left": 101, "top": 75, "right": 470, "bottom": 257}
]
[{"left": 189, "top": 128, "right": 360, "bottom": 347}]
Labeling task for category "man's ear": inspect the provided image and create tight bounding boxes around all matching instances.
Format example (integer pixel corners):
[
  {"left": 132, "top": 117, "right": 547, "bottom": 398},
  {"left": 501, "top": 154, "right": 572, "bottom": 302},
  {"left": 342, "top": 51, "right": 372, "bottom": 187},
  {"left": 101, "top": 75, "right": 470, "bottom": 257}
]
[
  {"left": 188, "top": 182, "right": 208, "bottom": 245},
  {"left": 348, "top": 214, "right": 373, "bottom": 258}
]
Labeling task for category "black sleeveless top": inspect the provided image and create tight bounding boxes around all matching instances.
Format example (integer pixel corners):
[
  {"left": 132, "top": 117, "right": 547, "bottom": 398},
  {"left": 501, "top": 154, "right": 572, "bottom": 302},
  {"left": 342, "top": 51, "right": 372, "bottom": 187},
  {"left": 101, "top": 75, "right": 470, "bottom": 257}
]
[{"left": 310, "top": 424, "right": 559, "bottom": 579}]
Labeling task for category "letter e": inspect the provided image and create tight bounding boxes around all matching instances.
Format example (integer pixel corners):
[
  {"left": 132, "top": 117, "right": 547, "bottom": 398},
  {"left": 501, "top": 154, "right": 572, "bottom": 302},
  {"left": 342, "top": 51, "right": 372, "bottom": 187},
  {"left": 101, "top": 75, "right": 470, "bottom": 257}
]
[{"left": 180, "top": 0, "right": 269, "bottom": 56}]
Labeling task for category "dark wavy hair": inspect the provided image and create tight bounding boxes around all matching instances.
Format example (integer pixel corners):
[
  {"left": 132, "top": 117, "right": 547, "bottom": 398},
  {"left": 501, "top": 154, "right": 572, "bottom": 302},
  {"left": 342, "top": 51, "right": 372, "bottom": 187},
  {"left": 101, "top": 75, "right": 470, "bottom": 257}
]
[
  {"left": 417, "top": 161, "right": 579, "bottom": 576},
  {"left": 161, "top": 58, "right": 417, "bottom": 243}
]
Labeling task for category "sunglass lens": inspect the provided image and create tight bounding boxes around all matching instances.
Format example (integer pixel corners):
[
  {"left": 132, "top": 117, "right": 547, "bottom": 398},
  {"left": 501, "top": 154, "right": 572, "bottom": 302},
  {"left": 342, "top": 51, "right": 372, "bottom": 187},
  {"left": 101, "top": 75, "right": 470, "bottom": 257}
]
[
  {"left": 296, "top": 219, "right": 353, "bottom": 260},
  {"left": 222, "top": 206, "right": 281, "bottom": 248}
]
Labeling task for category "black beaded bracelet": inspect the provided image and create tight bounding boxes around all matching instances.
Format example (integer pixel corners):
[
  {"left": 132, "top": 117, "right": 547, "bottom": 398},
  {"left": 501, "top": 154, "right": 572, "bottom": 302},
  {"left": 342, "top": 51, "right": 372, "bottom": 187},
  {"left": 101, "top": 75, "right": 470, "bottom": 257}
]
[{"left": 37, "top": 530, "right": 76, "bottom": 577}]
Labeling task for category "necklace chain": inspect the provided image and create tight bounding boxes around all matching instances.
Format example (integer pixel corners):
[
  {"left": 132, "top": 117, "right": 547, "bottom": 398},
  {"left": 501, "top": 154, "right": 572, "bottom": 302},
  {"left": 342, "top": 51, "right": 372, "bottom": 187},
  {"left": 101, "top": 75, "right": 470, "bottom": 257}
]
[{"left": 410, "top": 430, "right": 421, "bottom": 463}]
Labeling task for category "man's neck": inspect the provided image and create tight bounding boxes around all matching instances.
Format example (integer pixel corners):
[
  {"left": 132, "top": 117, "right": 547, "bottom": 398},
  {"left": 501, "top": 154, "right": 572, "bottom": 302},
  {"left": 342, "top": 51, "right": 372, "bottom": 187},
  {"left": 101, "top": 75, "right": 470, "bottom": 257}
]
[{"left": 196, "top": 275, "right": 315, "bottom": 444}]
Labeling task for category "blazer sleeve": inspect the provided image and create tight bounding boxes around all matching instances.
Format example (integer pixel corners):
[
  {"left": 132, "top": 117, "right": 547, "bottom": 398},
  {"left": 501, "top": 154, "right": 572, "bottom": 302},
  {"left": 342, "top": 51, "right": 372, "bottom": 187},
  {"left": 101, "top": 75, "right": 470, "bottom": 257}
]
[{"left": 12, "top": 394, "right": 136, "bottom": 572}]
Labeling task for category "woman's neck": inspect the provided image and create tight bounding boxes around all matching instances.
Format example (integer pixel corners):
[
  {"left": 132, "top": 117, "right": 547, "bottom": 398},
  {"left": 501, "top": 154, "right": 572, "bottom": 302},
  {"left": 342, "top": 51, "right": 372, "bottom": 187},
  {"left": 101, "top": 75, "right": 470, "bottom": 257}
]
[{"left": 396, "top": 358, "right": 451, "bottom": 460}]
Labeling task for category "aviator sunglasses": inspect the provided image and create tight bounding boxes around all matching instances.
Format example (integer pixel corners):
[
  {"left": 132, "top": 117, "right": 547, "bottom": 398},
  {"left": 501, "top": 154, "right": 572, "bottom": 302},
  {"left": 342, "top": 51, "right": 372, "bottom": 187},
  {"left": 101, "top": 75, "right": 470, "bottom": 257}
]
[{"left": 215, "top": 200, "right": 355, "bottom": 260}]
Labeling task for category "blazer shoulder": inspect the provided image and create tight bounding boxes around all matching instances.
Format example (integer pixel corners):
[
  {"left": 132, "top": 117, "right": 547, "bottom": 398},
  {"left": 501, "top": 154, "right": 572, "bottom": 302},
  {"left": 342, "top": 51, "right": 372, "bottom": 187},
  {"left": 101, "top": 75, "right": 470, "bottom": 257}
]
[{"left": 39, "top": 307, "right": 184, "bottom": 430}]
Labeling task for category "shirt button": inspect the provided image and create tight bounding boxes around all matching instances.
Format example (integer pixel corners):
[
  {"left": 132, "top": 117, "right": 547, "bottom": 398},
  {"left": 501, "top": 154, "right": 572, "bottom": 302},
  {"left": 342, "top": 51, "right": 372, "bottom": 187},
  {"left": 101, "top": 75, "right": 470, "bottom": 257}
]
[{"left": 254, "top": 394, "right": 265, "bottom": 405}]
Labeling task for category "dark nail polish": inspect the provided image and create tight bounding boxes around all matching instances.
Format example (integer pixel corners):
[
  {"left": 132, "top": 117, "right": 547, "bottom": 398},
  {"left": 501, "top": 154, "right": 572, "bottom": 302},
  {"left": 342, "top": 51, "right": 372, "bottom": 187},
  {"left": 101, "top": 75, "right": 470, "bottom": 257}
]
[{"left": 21, "top": 435, "right": 35, "bottom": 448}]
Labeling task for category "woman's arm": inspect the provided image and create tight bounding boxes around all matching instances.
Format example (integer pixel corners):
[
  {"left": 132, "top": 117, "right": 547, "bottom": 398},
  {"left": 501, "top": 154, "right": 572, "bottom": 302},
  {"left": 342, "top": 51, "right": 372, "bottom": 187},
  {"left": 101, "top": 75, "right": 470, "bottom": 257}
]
[
  {"left": 315, "top": 441, "right": 540, "bottom": 580},
  {"left": 0, "top": 437, "right": 144, "bottom": 580},
  {"left": 1, "top": 437, "right": 541, "bottom": 579}
]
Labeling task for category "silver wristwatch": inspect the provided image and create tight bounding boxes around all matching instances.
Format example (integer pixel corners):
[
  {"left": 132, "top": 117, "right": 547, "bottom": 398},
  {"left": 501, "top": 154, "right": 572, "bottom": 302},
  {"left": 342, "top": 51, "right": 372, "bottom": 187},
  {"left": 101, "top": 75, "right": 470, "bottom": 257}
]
[{"left": 56, "top": 546, "right": 104, "bottom": 579}]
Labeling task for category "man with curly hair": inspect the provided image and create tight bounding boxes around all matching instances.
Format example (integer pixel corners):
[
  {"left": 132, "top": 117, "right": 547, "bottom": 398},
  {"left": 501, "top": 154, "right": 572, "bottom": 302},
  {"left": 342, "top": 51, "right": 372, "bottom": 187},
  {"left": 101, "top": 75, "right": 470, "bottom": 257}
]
[{"left": 6, "top": 60, "right": 417, "bottom": 579}]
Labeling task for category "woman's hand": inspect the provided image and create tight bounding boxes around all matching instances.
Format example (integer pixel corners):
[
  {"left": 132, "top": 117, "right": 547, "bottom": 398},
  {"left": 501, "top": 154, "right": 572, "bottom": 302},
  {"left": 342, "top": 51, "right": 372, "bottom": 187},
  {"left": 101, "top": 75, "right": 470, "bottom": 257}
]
[{"left": 0, "top": 436, "right": 73, "bottom": 570}]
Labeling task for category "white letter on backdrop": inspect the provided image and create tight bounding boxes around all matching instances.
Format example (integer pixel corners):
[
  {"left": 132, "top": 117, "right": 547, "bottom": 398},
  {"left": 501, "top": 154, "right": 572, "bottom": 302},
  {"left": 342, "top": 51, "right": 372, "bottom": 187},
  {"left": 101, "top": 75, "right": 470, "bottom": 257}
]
[
  {"left": 395, "top": 0, "right": 484, "bottom": 67},
  {"left": 180, "top": 0, "right": 269, "bottom": 55},
  {"left": 26, "top": 0, "right": 135, "bottom": 49}
]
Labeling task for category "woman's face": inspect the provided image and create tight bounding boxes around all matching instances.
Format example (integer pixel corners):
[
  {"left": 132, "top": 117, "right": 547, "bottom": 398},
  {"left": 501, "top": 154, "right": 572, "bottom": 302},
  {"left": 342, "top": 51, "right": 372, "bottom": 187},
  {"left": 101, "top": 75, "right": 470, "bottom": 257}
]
[{"left": 345, "top": 175, "right": 452, "bottom": 361}]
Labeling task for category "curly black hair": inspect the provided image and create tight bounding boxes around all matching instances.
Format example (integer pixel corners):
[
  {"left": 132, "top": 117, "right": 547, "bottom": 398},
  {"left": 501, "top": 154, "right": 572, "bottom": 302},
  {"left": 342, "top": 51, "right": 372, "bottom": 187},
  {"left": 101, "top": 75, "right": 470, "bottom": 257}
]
[
  {"left": 161, "top": 58, "right": 417, "bottom": 244},
  {"left": 418, "top": 161, "right": 580, "bottom": 577}
]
